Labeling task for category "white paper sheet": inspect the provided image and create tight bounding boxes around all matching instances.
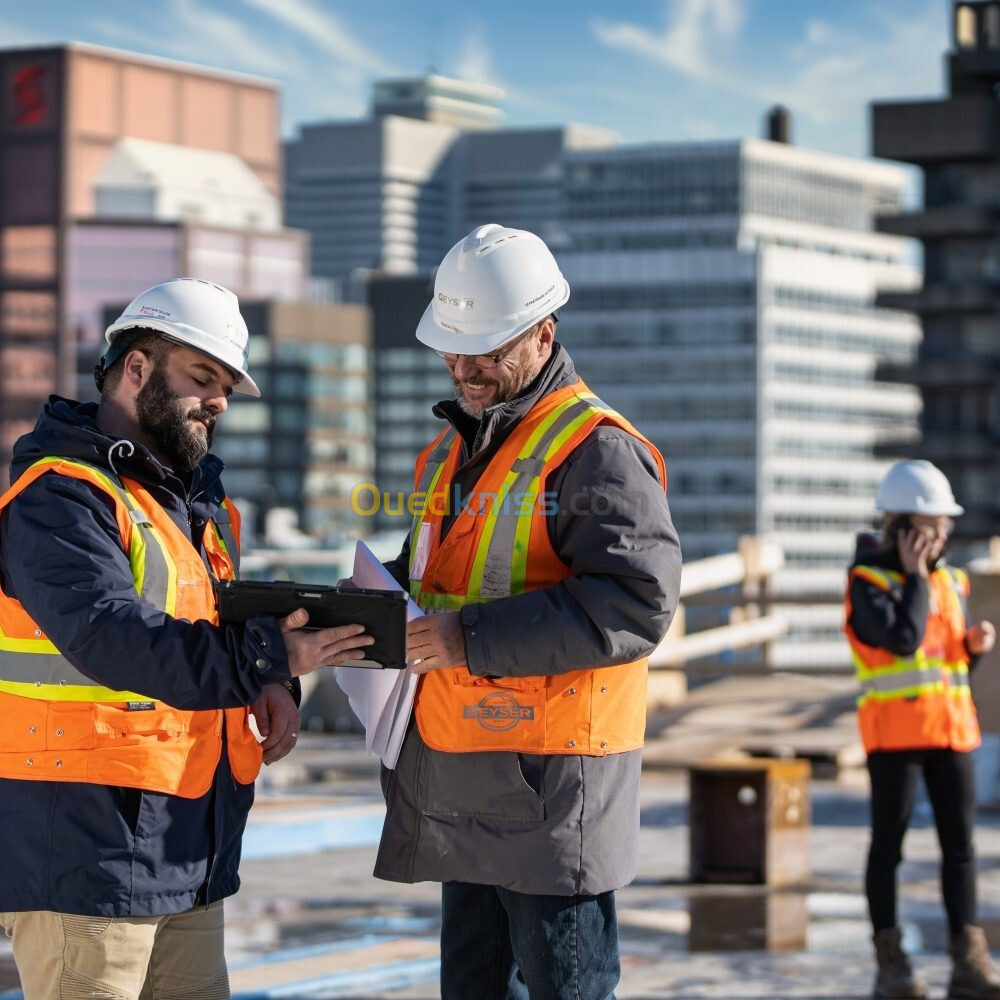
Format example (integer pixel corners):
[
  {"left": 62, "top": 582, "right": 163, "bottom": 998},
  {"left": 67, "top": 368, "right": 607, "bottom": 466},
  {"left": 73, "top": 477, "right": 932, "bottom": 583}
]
[{"left": 334, "top": 541, "right": 420, "bottom": 769}]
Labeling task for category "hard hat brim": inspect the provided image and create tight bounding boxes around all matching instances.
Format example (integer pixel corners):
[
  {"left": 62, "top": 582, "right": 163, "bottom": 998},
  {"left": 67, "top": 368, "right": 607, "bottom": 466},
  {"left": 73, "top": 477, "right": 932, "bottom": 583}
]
[
  {"left": 877, "top": 500, "right": 965, "bottom": 517},
  {"left": 415, "top": 280, "right": 570, "bottom": 355},
  {"left": 106, "top": 319, "right": 260, "bottom": 397}
]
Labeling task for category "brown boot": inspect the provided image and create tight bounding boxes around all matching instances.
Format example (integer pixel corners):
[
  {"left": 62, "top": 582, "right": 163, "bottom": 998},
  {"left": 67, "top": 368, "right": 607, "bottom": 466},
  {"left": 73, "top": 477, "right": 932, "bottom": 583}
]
[
  {"left": 949, "top": 926, "right": 1000, "bottom": 999},
  {"left": 873, "top": 927, "right": 928, "bottom": 999}
]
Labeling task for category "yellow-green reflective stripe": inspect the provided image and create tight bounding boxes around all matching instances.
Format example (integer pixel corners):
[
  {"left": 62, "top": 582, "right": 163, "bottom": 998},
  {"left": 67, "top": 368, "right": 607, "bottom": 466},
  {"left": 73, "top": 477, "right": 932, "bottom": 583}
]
[
  {"left": 509, "top": 406, "right": 597, "bottom": 596},
  {"left": 859, "top": 684, "right": 972, "bottom": 706},
  {"left": 856, "top": 657, "right": 955, "bottom": 682},
  {"left": 25, "top": 457, "right": 160, "bottom": 604},
  {"left": 0, "top": 636, "right": 60, "bottom": 654},
  {"left": 130, "top": 521, "right": 148, "bottom": 597},
  {"left": 212, "top": 500, "right": 240, "bottom": 580},
  {"left": 468, "top": 396, "right": 595, "bottom": 597},
  {"left": 59, "top": 459, "right": 177, "bottom": 614},
  {"left": 408, "top": 436, "right": 457, "bottom": 586},
  {"left": 469, "top": 398, "right": 595, "bottom": 598},
  {"left": 415, "top": 592, "right": 473, "bottom": 611},
  {"left": 1, "top": 458, "right": 169, "bottom": 701},
  {"left": 476, "top": 468, "right": 533, "bottom": 598},
  {"left": 0, "top": 679, "right": 150, "bottom": 702}
]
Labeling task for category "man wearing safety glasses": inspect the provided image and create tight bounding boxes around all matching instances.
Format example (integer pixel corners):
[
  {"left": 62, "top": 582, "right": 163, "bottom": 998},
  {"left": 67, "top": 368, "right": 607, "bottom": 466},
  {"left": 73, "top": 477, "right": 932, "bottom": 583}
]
[{"left": 376, "top": 225, "right": 682, "bottom": 1000}]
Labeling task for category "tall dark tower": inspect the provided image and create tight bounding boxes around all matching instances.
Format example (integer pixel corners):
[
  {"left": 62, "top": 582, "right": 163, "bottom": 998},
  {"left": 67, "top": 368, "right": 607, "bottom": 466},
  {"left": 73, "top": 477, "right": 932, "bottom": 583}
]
[{"left": 872, "top": 1, "right": 1000, "bottom": 543}]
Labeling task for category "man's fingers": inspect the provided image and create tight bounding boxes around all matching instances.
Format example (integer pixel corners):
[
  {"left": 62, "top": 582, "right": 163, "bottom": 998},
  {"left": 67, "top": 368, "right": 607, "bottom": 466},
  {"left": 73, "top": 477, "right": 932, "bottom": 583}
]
[
  {"left": 284, "top": 622, "right": 376, "bottom": 675},
  {"left": 263, "top": 728, "right": 297, "bottom": 764},
  {"left": 319, "top": 622, "right": 369, "bottom": 642},
  {"left": 316, "top": 630, "right": 374, "bottom": 656},
  {"left": 279, "top": 608, "right": 309, "bottom": 632}
]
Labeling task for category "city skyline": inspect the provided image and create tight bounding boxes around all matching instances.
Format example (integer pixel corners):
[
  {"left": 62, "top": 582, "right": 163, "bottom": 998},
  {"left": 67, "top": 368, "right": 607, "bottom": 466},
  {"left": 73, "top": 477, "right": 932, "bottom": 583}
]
[{"left": 3, "top": 0, "right": 949, "bottom": 157}]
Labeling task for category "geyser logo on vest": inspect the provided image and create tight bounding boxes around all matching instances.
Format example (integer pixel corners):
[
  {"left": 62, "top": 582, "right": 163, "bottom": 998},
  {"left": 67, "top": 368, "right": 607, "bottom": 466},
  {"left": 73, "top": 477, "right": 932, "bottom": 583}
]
[{"left": 464, "top": 691, "right": 535, "bottom": 731}]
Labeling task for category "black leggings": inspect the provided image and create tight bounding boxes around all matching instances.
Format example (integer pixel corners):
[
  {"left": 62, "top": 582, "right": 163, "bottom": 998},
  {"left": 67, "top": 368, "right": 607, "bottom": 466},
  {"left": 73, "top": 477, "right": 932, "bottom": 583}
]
[{"left": 866, "top": 748, "right": 977, "bottom": 934}]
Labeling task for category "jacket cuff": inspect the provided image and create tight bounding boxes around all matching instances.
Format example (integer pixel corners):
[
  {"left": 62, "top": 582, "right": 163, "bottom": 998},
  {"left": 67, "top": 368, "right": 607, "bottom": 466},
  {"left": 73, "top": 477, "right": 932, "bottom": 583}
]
[
  {"left": 243, "top": 615, "right": 294, "bottom": 689},
  {"left": 460, "top": 604, "right": 491, "bottom": 676}
]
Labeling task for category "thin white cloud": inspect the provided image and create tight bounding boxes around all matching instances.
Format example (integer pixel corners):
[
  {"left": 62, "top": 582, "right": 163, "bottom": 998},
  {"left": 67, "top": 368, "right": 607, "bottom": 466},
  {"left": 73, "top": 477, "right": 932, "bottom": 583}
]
[
  {"left": 91, "top": 0, "right": 292, "bottom": 77},
  {"left": 775, "top": 4, "right": 945, "bottom": 124},
  {"left": 86, "top": 0, "right": 386, "bottom": 132},
  {"left": 453, "top": 25, "right": 497, "bottom": 86},
  {"left": 238, "top": 0, "right": 393, "bottom": 75},
  {"left": 589, "top": 0, "right": 946, "bottom": 155},
  {"left": 592, "top": 0, "right": 745, "bottom": 83}
]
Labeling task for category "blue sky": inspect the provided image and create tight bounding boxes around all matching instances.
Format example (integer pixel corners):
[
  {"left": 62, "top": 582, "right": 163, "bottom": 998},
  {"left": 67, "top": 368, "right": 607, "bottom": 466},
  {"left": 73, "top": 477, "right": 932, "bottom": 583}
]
[{"left": 2, "top": 0, "right": 951, "bottom": 158}]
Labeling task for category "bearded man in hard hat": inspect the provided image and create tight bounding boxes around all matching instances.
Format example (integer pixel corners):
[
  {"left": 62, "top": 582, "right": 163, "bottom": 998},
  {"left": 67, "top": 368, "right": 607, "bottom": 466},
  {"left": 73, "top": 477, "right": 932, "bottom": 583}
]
[
  {"left": 0, "top": 278, "right": 373, "bottom": 999},
  {"left": 845, "top": 460, "right": 1000, "bottom": 1000},
  {"left": 377, "top": 225, "right": 682, "bottom": 999}
]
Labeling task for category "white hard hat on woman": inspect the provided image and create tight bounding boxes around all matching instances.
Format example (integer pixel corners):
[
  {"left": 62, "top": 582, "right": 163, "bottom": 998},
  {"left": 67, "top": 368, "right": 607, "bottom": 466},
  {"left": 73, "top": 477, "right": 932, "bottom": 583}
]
[
  {"left": 95, "top": 277, "right": 259, "bottom": 396},
  {"left": 416, "top": 224, "right": 570, "bottom": 355},
  {"left": 875, "top": 460, "right": 963, "bottom": 517}
]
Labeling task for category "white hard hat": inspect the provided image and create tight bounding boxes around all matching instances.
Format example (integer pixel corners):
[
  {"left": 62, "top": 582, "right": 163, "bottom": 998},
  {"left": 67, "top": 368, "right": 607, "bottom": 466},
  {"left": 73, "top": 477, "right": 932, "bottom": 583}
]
[
  {"left": 875, "top": 460, "right": 964, "bottom": 516},
  {"left": 98, "top": 278, "right": 259, "bottom": 396},
  {"left": 416, "top": 224, "right": 570, "bottom": 355}
]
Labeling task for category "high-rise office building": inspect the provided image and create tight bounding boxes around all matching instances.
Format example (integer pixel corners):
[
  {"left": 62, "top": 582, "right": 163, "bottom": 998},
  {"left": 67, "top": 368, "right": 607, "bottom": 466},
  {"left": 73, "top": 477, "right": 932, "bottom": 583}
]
[
  {"left": 370, "top": 74, "right": 503, "bottom": 130},
  {"left": 293, "top": 82, "right": 921, "bottom": 667},
  {"left": 557, "top": 139, "right": 920, "bottom": 668},
  {"left": 872, "top": 0, "right": 1000, "bottom": 545},
  {"left": 283, "top": 75, "right": 615, "bottom": 291}
]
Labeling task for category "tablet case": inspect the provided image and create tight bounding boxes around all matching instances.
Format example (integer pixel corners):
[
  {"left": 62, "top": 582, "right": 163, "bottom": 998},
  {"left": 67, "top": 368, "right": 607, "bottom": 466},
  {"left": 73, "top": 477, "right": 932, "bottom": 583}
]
[{"left": 214, "top": 580, "right": 408, "bottom": 670}]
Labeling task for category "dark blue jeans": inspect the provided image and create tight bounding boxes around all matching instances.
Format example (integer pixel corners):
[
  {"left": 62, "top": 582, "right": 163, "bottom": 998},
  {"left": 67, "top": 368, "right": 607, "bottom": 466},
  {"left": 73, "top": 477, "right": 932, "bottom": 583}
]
[{"left": 440, "top": 881, "right": 620, "bottom": 1000}]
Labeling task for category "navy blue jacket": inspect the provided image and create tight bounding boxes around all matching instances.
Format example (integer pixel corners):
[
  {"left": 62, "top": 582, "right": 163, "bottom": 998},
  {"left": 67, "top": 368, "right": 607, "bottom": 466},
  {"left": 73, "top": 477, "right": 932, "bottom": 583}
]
[{"left": 0, "top": 397, "right": 292, "bottom": 916}]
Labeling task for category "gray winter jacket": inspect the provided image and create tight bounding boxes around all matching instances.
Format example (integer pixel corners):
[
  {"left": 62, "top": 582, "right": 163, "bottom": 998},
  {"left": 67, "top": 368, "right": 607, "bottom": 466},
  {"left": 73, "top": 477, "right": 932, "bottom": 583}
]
[{"left": 375, "top": 346, "right": 682, "bottom": 895}]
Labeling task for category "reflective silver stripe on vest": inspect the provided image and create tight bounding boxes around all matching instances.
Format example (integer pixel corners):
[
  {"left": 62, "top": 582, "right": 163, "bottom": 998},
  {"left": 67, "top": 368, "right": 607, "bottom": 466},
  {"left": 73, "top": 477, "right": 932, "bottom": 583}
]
[
  {"left": 1, "top": 650, "right": 97, "bottom": 686},
  {"left": 0, "top": 461, "right": 172, "bottom": 694},
  {"left": 477, "top": 398, "right": 598, "bottom": 599},
  {"left": 858, "top": 664, "right": 970, "bottom": 698},
  {"left": 417, "top": 434, "right": 457, "bottom": 495}
]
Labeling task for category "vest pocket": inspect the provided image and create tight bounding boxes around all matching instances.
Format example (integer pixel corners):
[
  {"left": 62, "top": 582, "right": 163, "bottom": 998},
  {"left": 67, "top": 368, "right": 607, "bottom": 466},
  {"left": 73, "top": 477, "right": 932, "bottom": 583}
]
[
  {"left": 419, "top": 745, "right": 545, "bottom": 823},
  {"left": 92, "top": 704, "right": 185, "bottom": 743},
  {"left": 456, "top": 671, "right": 547, "bottom": 693}
]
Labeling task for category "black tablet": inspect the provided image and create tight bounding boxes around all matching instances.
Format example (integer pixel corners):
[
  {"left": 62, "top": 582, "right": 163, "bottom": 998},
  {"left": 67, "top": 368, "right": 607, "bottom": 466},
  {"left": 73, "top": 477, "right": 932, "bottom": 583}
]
[{"left": 214, "top": 580, "right": 408, "bottom": 670}]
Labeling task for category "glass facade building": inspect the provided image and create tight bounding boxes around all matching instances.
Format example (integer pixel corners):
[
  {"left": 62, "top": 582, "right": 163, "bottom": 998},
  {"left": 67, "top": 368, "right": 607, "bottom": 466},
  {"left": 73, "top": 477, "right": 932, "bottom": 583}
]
[{"left": 557, "top": 140, "right": 919, "bottom": 668}]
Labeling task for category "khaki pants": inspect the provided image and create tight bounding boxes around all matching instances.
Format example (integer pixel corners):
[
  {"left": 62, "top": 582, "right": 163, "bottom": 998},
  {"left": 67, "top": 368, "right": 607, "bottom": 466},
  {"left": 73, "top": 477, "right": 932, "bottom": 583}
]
[{"left": 0, "top": 902, "right": 229, "bottom": 999}]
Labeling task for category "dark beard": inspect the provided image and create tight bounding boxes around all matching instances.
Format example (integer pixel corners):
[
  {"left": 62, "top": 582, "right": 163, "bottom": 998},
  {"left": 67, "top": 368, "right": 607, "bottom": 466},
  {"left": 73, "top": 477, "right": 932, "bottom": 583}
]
[{"left": 135, "top": 365, "right": 215, "bottom": 473}]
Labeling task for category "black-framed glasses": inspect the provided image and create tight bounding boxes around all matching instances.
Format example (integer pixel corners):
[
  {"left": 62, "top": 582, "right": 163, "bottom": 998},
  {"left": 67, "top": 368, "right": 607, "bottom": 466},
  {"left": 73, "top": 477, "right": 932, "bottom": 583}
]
[{"left": 434, "top": 326, "right": 536, "bottom": 369}]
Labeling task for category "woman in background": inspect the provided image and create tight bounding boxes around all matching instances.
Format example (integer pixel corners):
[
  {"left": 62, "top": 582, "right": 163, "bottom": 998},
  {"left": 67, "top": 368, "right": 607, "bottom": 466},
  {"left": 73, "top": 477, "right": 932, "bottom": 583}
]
[{"left": 845, "top": 460, "right": 1000, "bottom": 1000}]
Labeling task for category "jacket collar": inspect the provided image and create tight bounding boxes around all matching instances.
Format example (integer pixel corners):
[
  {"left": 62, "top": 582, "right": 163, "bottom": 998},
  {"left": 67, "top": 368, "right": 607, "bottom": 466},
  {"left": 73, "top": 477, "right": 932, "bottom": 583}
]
[{"left": 9, "top": 396, "right": 224, "bottom": 508}]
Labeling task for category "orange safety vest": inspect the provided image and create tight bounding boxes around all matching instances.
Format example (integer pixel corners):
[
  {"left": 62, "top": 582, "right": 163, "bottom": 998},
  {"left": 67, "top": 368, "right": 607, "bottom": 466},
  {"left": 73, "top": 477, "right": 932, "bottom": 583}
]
[
  {"left": 410, "top": 379, "right": 667, "bottom": 755},
  {"left": 845, "top": 563, "right": 980, "bottom": 753},
  {"left": 0, "top": 457, "right": 263, "bottom": 797}
]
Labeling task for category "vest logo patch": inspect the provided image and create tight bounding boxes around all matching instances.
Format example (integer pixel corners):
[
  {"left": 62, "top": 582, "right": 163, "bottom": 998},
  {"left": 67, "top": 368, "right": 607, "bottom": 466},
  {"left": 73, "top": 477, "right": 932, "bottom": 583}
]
[
  {"left": 127, "top": 701, "right": 156, "bottom": 711},
  {"left": 464, "top": 691, "right": 534, "bottom": 732}
]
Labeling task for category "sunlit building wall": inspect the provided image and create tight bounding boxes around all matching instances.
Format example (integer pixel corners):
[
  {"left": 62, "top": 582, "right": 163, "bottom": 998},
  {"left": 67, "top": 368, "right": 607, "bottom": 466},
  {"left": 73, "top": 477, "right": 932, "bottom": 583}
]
[{"left": 0, "top": 42, "right": 282, "bottom": 485}]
